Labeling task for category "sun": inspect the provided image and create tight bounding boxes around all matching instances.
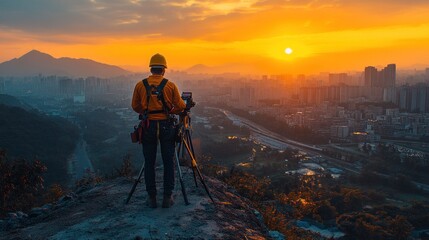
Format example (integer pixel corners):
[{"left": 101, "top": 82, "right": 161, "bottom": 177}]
[{"left": 285, "top": 47, "right": 293, "bottom": 55}]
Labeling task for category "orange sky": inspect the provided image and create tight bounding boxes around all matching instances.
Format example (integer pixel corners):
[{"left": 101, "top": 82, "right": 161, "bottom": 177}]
[{"left": 1, "top": 0, "right": 429, "bottom": 74}]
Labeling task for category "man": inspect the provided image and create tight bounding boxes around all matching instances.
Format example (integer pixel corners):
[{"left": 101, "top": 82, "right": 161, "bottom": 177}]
[{"left": 131, "top": 53, "right": 187, "bottom": 208}]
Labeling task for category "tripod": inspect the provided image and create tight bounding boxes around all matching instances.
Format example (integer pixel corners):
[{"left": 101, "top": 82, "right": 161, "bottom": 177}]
[
  {"left": 175, "top": 110, "right": 215, "bottom": 204},
  {"left": 126, "top": 110, "right": 214, "bottom": 205}
]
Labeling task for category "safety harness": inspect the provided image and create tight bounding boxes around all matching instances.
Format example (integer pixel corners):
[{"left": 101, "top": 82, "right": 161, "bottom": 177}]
[
  {"left": 142, "top": 78, "right": 171, "bottom": 117},
  {"left": 132, "top": 78, "right": 171, "bottom": 144},
  {"left": 132, "top": 78, "right": 175, "bottom": 144}
]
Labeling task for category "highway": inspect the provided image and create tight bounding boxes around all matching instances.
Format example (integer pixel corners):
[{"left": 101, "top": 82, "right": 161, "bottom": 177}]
[
  {"left": 217, "top": 108, "right": 429, "bottom": 192},
  {"left": 217, "top": 109, "right": 360, "bottom": 173},
  {"left": 67, "top": 136, "right": 94, "bottom": 183}
]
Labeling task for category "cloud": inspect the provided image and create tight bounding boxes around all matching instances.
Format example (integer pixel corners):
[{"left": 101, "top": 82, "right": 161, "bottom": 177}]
[
  {"left": 0, "top": 0, "right": 275, "bottom": 44},
  {"left": 1, "top": 0, "right": 429, "bottom": 44},
  {"left": 252, "top": 0, "right": 324, "bottom": 8},
  {"left": 0, "top": 0, "right": 334, "bottom": 40},
  {"left": 0, "top": 0, "right": 205, "bottom": 37}
]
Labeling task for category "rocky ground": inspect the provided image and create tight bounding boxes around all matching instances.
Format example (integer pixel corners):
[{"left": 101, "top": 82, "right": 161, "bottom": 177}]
[{"left": 1, "top": 167, "right": 279, "bottom": 240}]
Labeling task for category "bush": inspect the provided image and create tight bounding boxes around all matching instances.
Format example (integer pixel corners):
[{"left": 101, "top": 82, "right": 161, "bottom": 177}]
[
  {"left": 314, "top": 200, "right": 337, "bottom": 222},
  {"left": 75, "top": 169, "right": 103, "bottom": 187},
  {"left": 0, "top": 150, "right": 47, "bottom": 216},
  {"left": 44, "top": 184, "right": 65, "bottom": 203},
  {"left": 260, "top": 204, "right": 288, "bottom": 233},
  {"left": 337, "top": 212, "right": 413, "bottom": 240},
  {"left": 115, "top": 154, "right": 134, "bottom": 178},
  {"left": 224, "top": 170, "right": 272, "bottom": 202}
]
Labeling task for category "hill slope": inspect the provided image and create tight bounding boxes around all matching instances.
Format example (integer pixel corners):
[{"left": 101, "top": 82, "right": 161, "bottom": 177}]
[
  {"left": 0, "top": 169, "right": 271, "bottom": 239},
  {"left": 0, "top": 50, "right": 130, "bottom": 78},
  {"left": 0, "top": 102, "right": 79, "bottom": 184},
  {"left": 0, "top": 94, "right": 33, "bottom": 110}
]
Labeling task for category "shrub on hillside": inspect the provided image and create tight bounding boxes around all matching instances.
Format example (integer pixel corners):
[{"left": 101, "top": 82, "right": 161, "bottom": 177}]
[
  {"left": 337, "top": 212, "right": 413, "bottom": 240},
  {"left": 0, "top": 150, "right": 46, "bottom": 216},
  {"left": 115, "top": 154, "right": 134, "bottom": 178}
]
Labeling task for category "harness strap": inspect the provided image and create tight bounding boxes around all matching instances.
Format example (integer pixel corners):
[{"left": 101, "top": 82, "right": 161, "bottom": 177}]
[
  {"left": 142, "top": 78, "right": 151, "bottom": 117},
  {"left": 142, "top": 78, "right": 170, "bottom": 116},
  {"left": 156, "top": 78, "right": 171, "bottom": 114}
]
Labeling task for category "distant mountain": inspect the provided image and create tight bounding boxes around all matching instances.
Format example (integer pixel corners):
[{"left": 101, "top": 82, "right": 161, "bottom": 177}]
[
  {"left": 0, "top": 50, "right": 131, "bottom": 78},
  {"left": 186, "top": 64, "right": 214, "bottom": 74},
  {"left": 186, "top": 63, "right": 241, "bottom": 75}
]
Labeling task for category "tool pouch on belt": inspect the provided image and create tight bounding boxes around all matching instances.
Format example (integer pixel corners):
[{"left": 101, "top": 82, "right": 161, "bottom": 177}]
[{"left": 130, "top": 119, "right": 149, "bottom": 144}]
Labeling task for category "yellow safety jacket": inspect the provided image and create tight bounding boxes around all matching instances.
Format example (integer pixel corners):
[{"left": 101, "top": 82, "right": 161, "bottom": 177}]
[{"left": 131, "top": 75, "right": 186, "bottom": 120}]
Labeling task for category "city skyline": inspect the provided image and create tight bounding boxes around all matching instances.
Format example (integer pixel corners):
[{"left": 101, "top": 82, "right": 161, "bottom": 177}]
[{"left": 1, "top": 0, "right": 429, "bottom": 74}]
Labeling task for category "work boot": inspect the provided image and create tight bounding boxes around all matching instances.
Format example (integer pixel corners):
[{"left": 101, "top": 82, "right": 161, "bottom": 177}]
[
  {"left": 162, "top": 195, "right": 174, "bottom": 208},
  {"left": 146, "top": 195, "right": 157, "bottom": 208}
]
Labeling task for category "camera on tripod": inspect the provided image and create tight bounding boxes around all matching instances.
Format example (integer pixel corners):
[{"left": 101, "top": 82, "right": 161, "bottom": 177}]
[{"left": 181, "top": 92, "right": 195, "bottom": 110}]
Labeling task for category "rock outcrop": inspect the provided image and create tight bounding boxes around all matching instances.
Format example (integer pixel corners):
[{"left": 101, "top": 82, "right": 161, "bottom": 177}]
[{"left": 1, "top": 168, "right": 271, "bottom": 240}]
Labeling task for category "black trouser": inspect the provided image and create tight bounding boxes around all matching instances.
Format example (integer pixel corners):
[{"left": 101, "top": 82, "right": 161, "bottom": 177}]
[{"left": 142, "top": 119, "right": 176, "bottom": 197}]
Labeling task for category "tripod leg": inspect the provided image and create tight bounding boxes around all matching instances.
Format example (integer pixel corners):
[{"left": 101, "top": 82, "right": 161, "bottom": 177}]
[
  {"left": 126, "top": 162, "right": 145, "bottom": 204},
  {"left": 175, "top": 144, "right": 190, "bottom": 205},
  {"left": 178, "top": 133, "right": 197, "bottom": 187},
  {"left": 187, "top": 130, "right": 196, "bottom": 157},
  {"left": 182, "top": 139, "right": 215, "bottom": 203},
  {"left": 194, "top": 164, "right": 215, "bottom": 203},
  {"left": 191, "top": 164, "right": 198, "bottom": 187},
  {"left": 176, "top": 141, "right": 181, "bottom": 165},
  {"left": 177, "top": 141, "right": 188, "bottom": 168},
  {"left": 185, "top": 134, "right": 198, "bottom": 187},
  {"left": 180, "top": 140, "right": 185, "bottom": 159}
]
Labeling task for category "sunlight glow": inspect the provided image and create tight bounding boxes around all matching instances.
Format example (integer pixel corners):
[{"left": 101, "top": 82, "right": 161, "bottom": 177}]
[
  {"left": 1, "top": 1, "right": 429, "bottom": 74},
  {"left": 285, "top": 48, "right": 293, "bottom": 55}
]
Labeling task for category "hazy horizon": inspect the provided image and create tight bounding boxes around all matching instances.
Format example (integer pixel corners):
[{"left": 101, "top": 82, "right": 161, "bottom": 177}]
[
  {"left": 1, "top": 1, "right": 429, "bottom": 74},
  {"left": 1, "top": 49, "right": 428, "bottom": 78}
]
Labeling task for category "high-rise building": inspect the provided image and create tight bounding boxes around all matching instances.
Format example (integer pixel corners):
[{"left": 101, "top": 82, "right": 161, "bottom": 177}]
[
  {"left": 425, "top": 68, "right": 429, "bottom": 83},
  {"left": 364, "top": 64, "right": 396, "bottom": 88},
  {"left": 383, "top": 64, "right": 396, "bottom": 88},
  {"left": 397, "top": 84, "right": 429, "bottom": 113},
  {"left": 364, "top": 66, "right": 377, "bottom": 87},
  {"left": 383, "top": 87, "right": 396, "bottom": 103},
  {"left": 329, "top": 73, "right": 348, "bottom": 86},
  {"left": 239, "top": 85, "right": 256, "bottom": 107},
  {"left": 410, "top": 87, "right": 419, "bottom": 112},
  {"left": 398, "top": 86, "right": 411, "bottom": 111},
  {"left": 418, "top": 87, "right": 428, "bottom": 113},
  {"left": 376, "top": 70, "right": 384, "bottom": 87}
]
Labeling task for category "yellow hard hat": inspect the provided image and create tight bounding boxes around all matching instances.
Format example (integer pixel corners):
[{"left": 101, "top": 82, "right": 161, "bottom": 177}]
[{"left": 149, "top": 53, "right": 167, "bottom": 68}]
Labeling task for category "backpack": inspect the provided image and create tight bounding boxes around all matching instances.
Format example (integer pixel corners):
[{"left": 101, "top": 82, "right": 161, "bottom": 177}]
[
  {"left": 130, "top": 78, "right": 171, "bottom": 144},
  {"left": 142, "top": 78, "right": 171, "bottom": 118}
]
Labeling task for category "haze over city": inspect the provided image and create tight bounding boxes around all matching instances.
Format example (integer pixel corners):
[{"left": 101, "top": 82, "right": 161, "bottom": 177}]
[
  {"left": 1, "top": 1, "right": 429, "bottom": 239},
  {"left": 1, "top": 0, "right": 429, "bottom": 74}
]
